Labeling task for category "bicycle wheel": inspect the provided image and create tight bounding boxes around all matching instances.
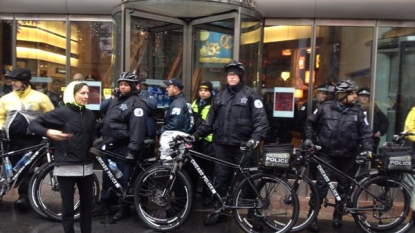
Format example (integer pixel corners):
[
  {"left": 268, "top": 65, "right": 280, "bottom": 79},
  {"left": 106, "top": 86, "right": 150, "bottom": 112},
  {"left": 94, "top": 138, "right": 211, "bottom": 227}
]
[
  {"left": 286, "top": 171, "right": 319, "bottom": 233},
  {"left": 29, "top": 162, "right": 99, "bottom": 221},
  {"left": 232, "top": 173, "right": 299, "bottom": 233},
  {"left": 134, "top": 165, "right": 193, "bottom": 232},
  {"left": 28, "top": 163, "right": 50, "bottom": 218},
  {"left": 353, "top": 175, "right": 414, "bottom": 233}
]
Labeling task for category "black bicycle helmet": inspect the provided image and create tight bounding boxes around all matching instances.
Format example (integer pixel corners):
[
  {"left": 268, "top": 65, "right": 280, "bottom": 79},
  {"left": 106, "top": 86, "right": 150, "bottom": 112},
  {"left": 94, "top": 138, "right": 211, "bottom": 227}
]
[
  {"left": 224, "top": 60, "right": 245, "bottom": 78},
  {"left": 334, "top": 80, "right": 358, "bottom": 95},
  {"left": 117, "top": 72, "right": 138, "bottom": 83}
]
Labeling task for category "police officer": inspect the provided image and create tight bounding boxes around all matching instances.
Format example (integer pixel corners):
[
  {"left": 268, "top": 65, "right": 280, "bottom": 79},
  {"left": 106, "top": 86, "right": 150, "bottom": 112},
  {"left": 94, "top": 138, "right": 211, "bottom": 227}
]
[
  {"left": 193, "top": 61, "right": 268, "bottom": 230},
  {"left": 158, "top": 78, "right": 193, "bottom": 135},
  {"left": 303, "top": 80, "right": 374, "bottom": 231},
  {"left": 296, "top": 84, "right": 328, "bottom": 179},
  {"left": 357, "top": 87, "right": 389, "bottom": 154},
  {"left": 91, "top": 72, "right": 148, "bottom": 221}
]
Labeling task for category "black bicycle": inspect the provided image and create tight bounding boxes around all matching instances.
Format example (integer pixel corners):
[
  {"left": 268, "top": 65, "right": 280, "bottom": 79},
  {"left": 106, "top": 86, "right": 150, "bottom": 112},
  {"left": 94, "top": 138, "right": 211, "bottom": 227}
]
[
  {"left": 30, "top": 139, "right": 157, "bottom": 221},
  {"left": 133, "top": 135, "right": 299, "bottom": 233},
  {"left": 0, "top": 137, "right": 56, "bottom": 219},
  {"left": 302, "top": 144, "right": 414, "bottom": 233},
  {"left": 261, "top": 144, "right": 320, "bottom": 233}
]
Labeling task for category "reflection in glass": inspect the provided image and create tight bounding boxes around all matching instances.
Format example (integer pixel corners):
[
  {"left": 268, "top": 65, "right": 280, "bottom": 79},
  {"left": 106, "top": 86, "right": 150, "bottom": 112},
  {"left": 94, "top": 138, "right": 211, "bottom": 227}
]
[
  {"left": 16, "top": 20, "right": 67, "bottom": 93},
  {"left": 70, "top": 21, "right": 112, "bottom": 87},
  {"left": 129, "top": 16, "right": 182, "bottom": 81},
  {"left": 377, "top": 27, "right": 415, "bottom": 141}
]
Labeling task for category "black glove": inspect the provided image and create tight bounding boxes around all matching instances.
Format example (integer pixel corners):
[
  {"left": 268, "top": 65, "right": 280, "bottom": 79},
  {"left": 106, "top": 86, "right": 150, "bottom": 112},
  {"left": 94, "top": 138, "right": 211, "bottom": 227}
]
[
  {"left": 126, "top": 151, "right": 137, "bottom": 163},
  {"left": 93, "top": 138, "right": 103, "bottom": 147},
  {"left": 191, "top": 133, "right": 200, "bottom": 142},
  {"left": 363, "top": 151, "right": 373, "bottom": 159},
  {"left": 302, "top": 139, "right": 314, "bottom": 148},
  {"left": 247, "top": 139, "right": 260, "bottom": 149}
]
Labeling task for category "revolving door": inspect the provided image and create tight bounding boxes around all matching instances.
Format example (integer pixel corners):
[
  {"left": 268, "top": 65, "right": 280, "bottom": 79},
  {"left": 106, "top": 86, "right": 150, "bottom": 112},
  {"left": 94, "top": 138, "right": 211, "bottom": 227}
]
[{"left": 112, "top": 0, "right": 263, "bottom": 100}]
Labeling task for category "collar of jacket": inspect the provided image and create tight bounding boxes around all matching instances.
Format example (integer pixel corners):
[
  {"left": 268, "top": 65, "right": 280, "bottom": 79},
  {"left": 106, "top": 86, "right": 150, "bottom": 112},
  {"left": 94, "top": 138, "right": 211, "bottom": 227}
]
[
  {"left": 173, "top": 92, "right": 185, "bottom": 99},
  {"left": 14, "top": 85, "right": 32, "bottom": 97},
  {"left": 226, "top": 83, "right": 243, "bottom": 93}
]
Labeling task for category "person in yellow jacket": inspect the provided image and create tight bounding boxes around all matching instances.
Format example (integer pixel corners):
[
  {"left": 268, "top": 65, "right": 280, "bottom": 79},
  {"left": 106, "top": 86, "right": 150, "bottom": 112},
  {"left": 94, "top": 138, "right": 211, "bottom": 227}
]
[
  {"left": 0, "top": 68, "right": 54, "bottom": 209},
  {"left": 404, "top": 106, "right": 415, "bottom": 211},
  {"left": 189, "top": 81, "right": 215, "bottom": 207}
]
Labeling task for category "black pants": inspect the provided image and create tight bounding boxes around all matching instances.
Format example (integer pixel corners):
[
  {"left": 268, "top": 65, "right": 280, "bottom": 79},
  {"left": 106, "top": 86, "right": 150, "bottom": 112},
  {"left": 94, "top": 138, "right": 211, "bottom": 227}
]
[
  {"left": 58, "top": 175, "right": 94, "bottom": 233},
  {"left": 314, "top": 154, "right": 357, "bottom": 203},
  {"left": 101, "top": 145, "right": 133, "bottom": 209},
  {"left": 9, "top": 135, "right": 42, "bottom": 196},
  {"left": 214, "top": 144, "right": 257, "bottom": 197},
  {"left": 185, "top": 140, "right": 214, "bottom": 199}
]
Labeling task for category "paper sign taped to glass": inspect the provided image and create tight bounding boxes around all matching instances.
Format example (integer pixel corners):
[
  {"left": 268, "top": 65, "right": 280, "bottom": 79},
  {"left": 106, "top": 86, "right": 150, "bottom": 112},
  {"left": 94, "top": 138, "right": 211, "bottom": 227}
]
[{"left": 273, "top": 87, "right": 295, "bottom": 118}]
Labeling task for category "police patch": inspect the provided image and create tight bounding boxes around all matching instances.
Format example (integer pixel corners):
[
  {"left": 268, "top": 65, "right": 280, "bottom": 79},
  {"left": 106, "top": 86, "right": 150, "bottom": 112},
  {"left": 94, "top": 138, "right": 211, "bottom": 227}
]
[
  {"left": 254, "top": 99, "right": 263, "bottom": 108},
  {"left": 172, "top": 107, "right": 181, "bottom": 115},
  {"left": 134, "top": 108, "right": 144, "bottom": 117}
]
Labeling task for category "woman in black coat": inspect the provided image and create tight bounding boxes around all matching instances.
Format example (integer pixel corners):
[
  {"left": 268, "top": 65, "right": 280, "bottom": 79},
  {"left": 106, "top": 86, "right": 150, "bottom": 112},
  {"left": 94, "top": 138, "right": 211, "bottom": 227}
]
[{"left": 29, "top": 81, "right": 96, "bottom": 233}]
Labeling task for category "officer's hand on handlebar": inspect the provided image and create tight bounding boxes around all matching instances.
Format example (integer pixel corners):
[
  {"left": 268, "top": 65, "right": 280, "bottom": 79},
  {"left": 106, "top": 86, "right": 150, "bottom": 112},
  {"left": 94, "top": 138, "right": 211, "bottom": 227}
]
[
  {"left": 362, "top": 151, "right": 373, "bottom": 159},
  {"left": 247, "top": 139, "right": 260, "bottom": 149},
  {"left": 302, "top": 139, "right": 314, "bottom": 149}
]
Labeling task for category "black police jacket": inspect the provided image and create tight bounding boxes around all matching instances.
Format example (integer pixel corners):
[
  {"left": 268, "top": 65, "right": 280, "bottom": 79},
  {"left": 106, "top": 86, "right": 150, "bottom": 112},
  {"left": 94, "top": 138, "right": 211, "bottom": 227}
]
[
  {"left": 101, "top": 90, "right": 148, "bottom": 154},
  {"left": 304, "top": 100, "right": 374, "bottom": 157},
  {"left": 197, "top": 84, "right": 269, "bottom": 146},
  {"left": 159, "top": 92, "right": 193, "bottom": 135}
]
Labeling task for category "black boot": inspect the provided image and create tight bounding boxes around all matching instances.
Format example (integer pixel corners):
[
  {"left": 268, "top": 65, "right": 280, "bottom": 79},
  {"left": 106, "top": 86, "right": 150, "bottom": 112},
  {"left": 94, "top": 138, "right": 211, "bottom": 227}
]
[
  {"left": 14, "top": 194, "right": 29, "bottom": 210},
  {"left": 247, "top": 210, "right": 263, "bottom": 231},
  {"left": 307, "top": 198, "right": 321, "bottom": 232},
  {"left": 332, "top": 210, "right": 343, "bottom": 228},
  {"left": 204, "top": 212, "right": 227, "bottom": 226},
  {"left": 112, "top": 206, "right": 132, "bottom": 221},
  {"left": 92, "top": 201, "right": 111, "bottom": 216},
  {"left": 307, "top": 220, "right": 319, "bottom": 232}
]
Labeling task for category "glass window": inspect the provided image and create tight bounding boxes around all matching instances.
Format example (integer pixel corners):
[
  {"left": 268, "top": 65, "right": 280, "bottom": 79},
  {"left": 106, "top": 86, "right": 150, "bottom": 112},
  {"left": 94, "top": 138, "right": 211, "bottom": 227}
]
[
  {"left": 376, "top": 26, "right": 415, "bottom": 142},
  {"left": 16, "top": 20, "right": 67, "bottom": 94},
  {"left": 262, "top": 24, "right": 312, "bottom": 145},
  {"left": 240, "top": 14, "right": 262, "bottom": 88},
  {"left": 70, "top": 21, "right": 112, "bottom": 86},
  {"left": 1, "top": 20, "right": 13, "bottom": 96},
  {"left": 192, "top": 18, "right": 235, "bottom": 99}
]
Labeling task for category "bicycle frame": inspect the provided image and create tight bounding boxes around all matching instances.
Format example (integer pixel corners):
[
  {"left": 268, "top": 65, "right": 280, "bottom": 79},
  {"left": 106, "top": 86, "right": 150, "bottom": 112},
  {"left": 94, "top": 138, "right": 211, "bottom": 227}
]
[
  {"left": 165, "top": 145, "right": 264, "bottom": 211},
  {"left": 96, "top": 141, "right": 158, "bottom": 201},
  {"left": 306, "top": 150, "right": 395, "bottom": 214},
  {"left": 0, "top": 139, "right": 52, "bottom": 191}
]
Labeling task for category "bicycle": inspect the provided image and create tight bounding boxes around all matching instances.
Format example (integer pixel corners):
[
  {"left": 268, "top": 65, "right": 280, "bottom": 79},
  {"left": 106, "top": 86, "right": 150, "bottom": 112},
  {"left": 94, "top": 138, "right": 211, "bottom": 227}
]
[
  {"left": 133, "top": 134, "right": 299, "bottom": 233},
  {"left": 261, "top": 144, "right": 320, "bottom": 233},
  {"left": 0, "top": 136, "right": 56, "bottom": 217},
  {"left": 301, "top": 144, "right": 414, "bottom": 233},
  {"left": 29, "top": 138, "right": 157, "bottom": 221}
]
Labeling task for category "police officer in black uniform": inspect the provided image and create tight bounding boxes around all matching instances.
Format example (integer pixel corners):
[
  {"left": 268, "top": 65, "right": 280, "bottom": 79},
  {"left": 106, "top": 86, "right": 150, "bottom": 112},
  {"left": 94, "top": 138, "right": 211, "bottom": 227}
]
[
  {"left": 303, "top": 80, "right": 374, "bottom": 232},
  {"left": 92, "top": 72, "right": 148, "bottom": 221},
  {"left": 193, "top": 61, "right": 269, "bottom": 230}
]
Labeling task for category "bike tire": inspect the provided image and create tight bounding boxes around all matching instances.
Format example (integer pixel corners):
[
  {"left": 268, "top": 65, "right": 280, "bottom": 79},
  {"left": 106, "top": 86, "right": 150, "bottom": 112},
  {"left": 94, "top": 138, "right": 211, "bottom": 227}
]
[
  {"left": 232, "top": 173, "right": 299, "bottom": 233},
  {"left": 353, "top": 175, "right": 414, "bottom": 233},
  {"left": 286, "top": 172, "right": 319, "bottom": 232},
  {"left": 28, "top": 162, "right": 50, "bottom": 218},
  {"left": 30, "top": 162, "right": 99, "bottom": 221},
  {"left": 133, "top": 165, "right": 193, "bottom": 232}
]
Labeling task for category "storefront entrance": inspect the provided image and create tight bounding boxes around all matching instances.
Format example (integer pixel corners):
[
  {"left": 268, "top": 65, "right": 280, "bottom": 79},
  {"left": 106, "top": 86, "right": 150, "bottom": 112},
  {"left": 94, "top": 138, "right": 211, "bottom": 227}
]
[{"left": 113, "top": 0, "right": 263, "bottom": 99}]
